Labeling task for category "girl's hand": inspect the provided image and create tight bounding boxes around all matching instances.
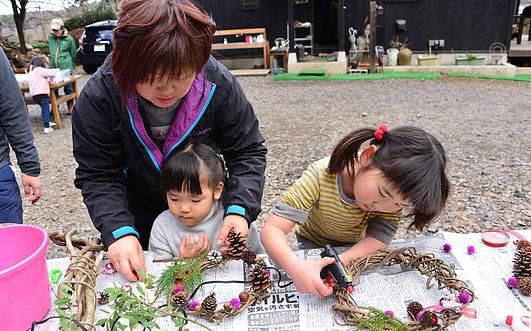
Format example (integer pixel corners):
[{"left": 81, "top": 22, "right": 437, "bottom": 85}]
[
  {"left": 216, "top": 215, "right": 249, "bottom": 248},
  {"left": 288, "top": 257, "right": 336, "bottom": 297},
  {"left": 178, "top": 233, "right": 211, "bottom": 259}
]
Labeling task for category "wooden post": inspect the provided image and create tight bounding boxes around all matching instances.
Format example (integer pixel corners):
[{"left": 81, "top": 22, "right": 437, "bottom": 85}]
[
  {"left": 369, "top": 0, "right": 377, "bottom": 73},
  {"left": 49, "top": 88, "right": 61, "bottom": 129}
]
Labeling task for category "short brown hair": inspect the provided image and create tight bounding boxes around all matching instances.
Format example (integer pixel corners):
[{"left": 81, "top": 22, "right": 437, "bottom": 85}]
[{"left": 112, "top": 0, "right": 216, "bottom": 99}]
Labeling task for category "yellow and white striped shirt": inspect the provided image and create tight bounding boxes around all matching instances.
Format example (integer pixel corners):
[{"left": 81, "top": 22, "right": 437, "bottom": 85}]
[{"left": 274, "top": 158, "right": 401, "bottom": 246}]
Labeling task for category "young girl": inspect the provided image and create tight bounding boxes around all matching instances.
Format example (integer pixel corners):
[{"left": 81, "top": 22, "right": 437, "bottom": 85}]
[
  {"left": 261, "top": 125, "right": 449, "bottom": 297},
  {"left": 149, "top": 143, "right": 263, "bottom": 260},
  {"left": 27, "top": 56, "right": 58, "bottom": 133}
]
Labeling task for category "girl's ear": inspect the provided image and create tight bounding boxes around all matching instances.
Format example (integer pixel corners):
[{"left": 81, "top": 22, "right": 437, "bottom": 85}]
[
  {"left": 358, "top": 145, "right": 377, "bottom": 167},
  {"left": 213, "top": 182, "right": 224, "bottom": 200}
]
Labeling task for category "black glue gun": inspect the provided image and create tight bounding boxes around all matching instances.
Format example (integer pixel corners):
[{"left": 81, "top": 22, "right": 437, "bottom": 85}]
[{"left": 319, "top": 244, "right": 354, "bottom": 293}]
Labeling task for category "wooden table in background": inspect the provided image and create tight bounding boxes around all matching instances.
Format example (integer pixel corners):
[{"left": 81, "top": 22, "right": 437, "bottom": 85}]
[{"left": 20, "top": 75, "right": 82, "bottom": 129}]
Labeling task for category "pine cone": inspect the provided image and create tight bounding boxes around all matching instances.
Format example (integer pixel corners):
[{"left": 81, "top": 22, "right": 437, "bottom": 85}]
[
  {"left": 516, "top": 240, "right": 531, "bottom": 252},
  {"left": 513, "top": 241, "right": 531, "bottom": 279},
  {"left": 518, "top": 276, "right": 531, "bottom": 296},
  {"left": 172, "top": 291, "right": 188, "bottom": 306},
  {"left": 407, "top": 301, "right": 423, "bottom": 321},
  {"left": 242, "top": 250, "right": 257, "bottom": 264},
  {"left": 250, "top": 264, "right": 272, "bottom": 299},
  {"left": 226, "top": 230, "right": 247, "bottom": 259},
  {"left": 97, "top": 291, "right": 109, "bottom": 305},
  {"left": 201, "top": 293, "right": 217, "bottom": 315}
]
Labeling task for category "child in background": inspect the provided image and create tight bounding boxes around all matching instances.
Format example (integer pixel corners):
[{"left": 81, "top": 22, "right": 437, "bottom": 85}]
[
  {"left": 261, "top": 125, "right": 449, "bottom": 297},
  {"left": 27, "top": 56, "right": 58, "bottom": 133},
  {"left": 149, "top": 143, "right": 264, "bottom": 260}
]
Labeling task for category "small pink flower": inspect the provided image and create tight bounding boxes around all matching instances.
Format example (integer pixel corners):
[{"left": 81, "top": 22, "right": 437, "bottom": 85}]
[
  {"left": 507, "top": 277, "right": 518, "bottom": 288},
  {"left": 102, "top": 262, "right": 116, "bottom": 275},
  {"left": 230, "top": 298, "right": 241, "bottom": 309},
  {"left": 443, "top": 243, "right": 452, "bottom": 253},
  {"left": 174, "top": 285, "right": 185, "bottom": 293},
  {"left": 467, "top": 245, "right": 475, "bottom": 255},
  {"left": 385, "top": 310, "right": 394, "bottom": 317},
  {"left": 188, "top": 300, "right": 199, "bottom": 310},
  {"left": 457, "top": 291, "right": 471, "bottom": 304}
]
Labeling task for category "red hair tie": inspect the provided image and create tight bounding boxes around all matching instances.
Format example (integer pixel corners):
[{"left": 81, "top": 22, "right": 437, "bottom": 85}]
[{"left": 374, "top": 124, "right": 388, "bottom": 140}]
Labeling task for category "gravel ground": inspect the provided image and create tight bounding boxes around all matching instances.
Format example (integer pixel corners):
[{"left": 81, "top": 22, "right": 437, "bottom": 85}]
[{"left": 16, "top": 74, "right": 530, "bottom": 258}]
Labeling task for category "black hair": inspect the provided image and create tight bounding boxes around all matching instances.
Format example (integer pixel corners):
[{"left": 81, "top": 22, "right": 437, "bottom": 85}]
[
  {"left": 327, "top": 126, "right": 449, "bottom": 231},
  {"left": 28, "top": 56, "right": 47, "bottom": 71},
  {"left": 161, "top": 143, "right": 227, "bottom": 195}
]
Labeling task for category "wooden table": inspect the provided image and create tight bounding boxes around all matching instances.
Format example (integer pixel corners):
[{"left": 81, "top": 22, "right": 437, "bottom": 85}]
[
  {"left": 20, "top": 75, "right": 82, "bottom": 129},
  {"left": 213, "top": 28, "right": 270, "bottom": 68}
]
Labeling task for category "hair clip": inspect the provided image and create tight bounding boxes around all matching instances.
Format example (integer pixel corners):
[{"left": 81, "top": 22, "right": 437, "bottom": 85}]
[{"left": 374, "top": 124, "right": 388, "bottom": 140}]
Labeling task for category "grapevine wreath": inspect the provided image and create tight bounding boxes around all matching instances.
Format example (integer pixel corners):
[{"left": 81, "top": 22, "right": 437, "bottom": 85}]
[{"left": 332, "top": 247, "right": 476, "bottom": 331}]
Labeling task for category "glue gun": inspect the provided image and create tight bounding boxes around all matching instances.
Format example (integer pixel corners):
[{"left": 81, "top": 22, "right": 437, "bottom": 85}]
[{"left": 319, "top": 244, "right": 354, "bottom": 293}]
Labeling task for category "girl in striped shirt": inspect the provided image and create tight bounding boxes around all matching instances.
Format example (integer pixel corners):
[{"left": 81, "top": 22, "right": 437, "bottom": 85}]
[{"left": 261, "top": 125, "right": 449, "bottom": 297}]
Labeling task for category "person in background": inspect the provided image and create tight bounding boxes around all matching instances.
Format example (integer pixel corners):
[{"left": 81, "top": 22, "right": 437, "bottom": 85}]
[
  {"left": 0, "top": 49, "right": 43, "bottom": 223},
  {"left": 27, "top": 56, "right": 59, "bottom": 134},
  {"left": 48, "top": 18, "right": 76, "bottom": 114}
]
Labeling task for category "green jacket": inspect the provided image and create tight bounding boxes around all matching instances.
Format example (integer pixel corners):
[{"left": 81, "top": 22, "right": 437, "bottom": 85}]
[{"left": 48, "top": 32, "right": 77, "bottom": 72}]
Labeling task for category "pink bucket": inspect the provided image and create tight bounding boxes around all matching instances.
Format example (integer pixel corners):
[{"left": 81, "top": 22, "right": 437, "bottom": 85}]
[{"left": 0, "top": 224, "right": 51, "bottom": 331}]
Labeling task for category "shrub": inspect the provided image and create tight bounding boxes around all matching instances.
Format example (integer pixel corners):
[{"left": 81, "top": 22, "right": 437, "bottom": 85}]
[
  {"left": 64, "top": 2, "right": 116, "bottom": 31},
  {"left": 30, "top": 40, "right": 50, "bottom": 55}
]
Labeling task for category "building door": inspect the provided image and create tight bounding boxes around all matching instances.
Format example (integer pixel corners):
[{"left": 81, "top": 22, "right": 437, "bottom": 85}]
[{"left": 313, "top": 0, "right": 339, "bottom": 52}]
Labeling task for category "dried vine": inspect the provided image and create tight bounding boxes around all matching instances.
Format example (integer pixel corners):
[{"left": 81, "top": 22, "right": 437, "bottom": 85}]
[
  {"left": 49, "top": 230, "right": 105, "bottom": 330},
  {"left": 333, "top": 247, "right": 474, "bottom": 330}
]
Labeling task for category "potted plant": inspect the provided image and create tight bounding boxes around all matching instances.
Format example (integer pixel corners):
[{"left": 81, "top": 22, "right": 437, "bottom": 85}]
[
  {"left": 390, "top": 36, "right": 412, "bottom": 66},
  {"left": 455, "top": 53, "right": 486, "bottom": 66},
  {"left": 418, "top": 43, "right": 439, "bottom": 66}
]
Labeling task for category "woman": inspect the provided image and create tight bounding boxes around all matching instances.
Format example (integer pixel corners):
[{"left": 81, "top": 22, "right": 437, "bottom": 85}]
[
  {"left": 48, "top": 18, "right": 76, "bottom": 114},
  {"left": 72, "top": 0, "right": 267, "bottom": 280}
]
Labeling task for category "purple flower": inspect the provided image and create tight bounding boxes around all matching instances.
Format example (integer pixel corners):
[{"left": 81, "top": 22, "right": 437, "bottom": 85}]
[
  {"left": 416, "top": 310, "right": 425, "bottom": 321},
  {"left": 174, "top": 285, "right": 185, "bottom": 293},
  {"left": 188, "top": 300, "right": 199, "bottom": 310},
  {"left": 507, "top": 277, "right": 518, "bottom": 288},
  {"left": 467, "top": 245, "right": 475, "bottom": 255},
  {"left": 457, "top": 291, "right": 471, "bottom": 304},
  {"left": 385, "top": 310, "right": 394, "bottom": 317},
  {"left": 263, "top": 269, "right": 271, "bottom": 277},
  {"left": 230, "top": 298, "right": 241, "bottom": 310},
  {"left": 443, "top": 243, "right": 452, "bottom": 253}
]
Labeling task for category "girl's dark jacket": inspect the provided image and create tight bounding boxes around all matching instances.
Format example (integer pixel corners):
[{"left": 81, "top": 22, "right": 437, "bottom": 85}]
[{"left": 72, "top": 55, "right": 267, "bottom": 248}]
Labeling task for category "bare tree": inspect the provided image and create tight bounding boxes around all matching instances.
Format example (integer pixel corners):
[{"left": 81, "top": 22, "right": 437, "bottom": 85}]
[{"left": 10, "top": 0, "right": 28, "bottom": 54}]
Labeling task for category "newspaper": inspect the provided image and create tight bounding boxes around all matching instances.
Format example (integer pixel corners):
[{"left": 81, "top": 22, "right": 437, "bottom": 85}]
[
  {"left": 39, "top": 230, "right": 530, "bottom": 331},
  {"left": 442, "top": 231, "right": 531, "bottom": 315}
]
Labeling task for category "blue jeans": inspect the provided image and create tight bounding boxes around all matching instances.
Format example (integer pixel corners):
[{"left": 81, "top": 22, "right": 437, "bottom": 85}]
[
  {"left": 54, "top": 83, "right": 74, "bottom": 108},
  {"left": 0, "top": 165, "right": 22, "bottom": 224},
  {"left": 33, "top": 94, "right": 51, "bottom": 128},
  {"left": 54, "top": 83, "right": 74, "bottom": 96}
]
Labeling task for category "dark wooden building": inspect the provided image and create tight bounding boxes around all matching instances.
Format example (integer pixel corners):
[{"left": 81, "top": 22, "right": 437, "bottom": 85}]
[{"left": 196, "top": 0, "right": 517, "bottom": 55}]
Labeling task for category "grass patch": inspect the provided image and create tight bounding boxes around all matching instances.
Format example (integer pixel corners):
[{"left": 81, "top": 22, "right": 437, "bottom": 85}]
[
  {"left": 273, "top": 71, "right": 442, "bottom": 81},
  {"left": 447, "top": 72, "right": 531, "bottom": 82}
]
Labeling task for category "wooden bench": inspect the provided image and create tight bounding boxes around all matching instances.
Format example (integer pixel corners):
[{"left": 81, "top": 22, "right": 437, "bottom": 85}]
[
  {"left": 212, "top": 28, "right": 270, "bottom": 68},
  {"left": 20, "top": 75, "right": 82, "bottom": 129}
]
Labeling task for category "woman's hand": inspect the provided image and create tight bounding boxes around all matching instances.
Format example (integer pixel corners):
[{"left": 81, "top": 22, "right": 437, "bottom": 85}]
[
  {"left": 288, "top": 257, "right": 336, "bottom": 297},
  {"left": 216, "top": 215, "right": 249, "bottom": 249},
  {"left": 178, "top": 233, "right": 211, "bottom": 259},
  {"left": 108, "top": 235, "right": 146, "bottom": 281}
]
